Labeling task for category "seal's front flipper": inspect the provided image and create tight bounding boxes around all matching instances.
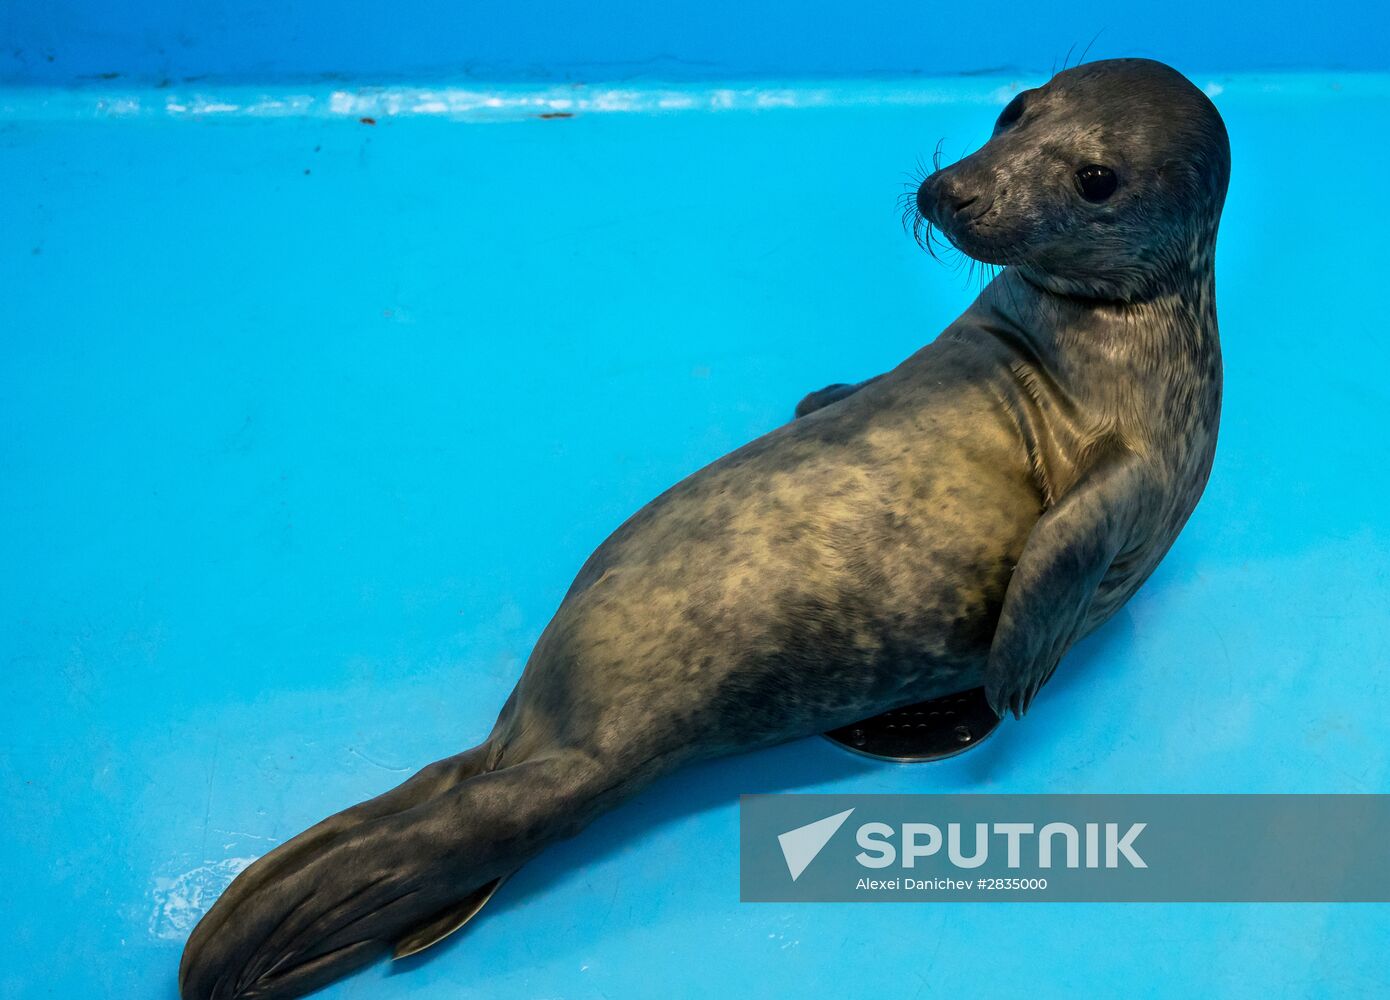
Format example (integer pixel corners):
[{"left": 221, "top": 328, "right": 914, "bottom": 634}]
[
  {"left": 393, "top": 876, "right": 507, "bottom": 960},
  {"left": 795, "top": 383, "right": 857, "bottom": 418},
  {"left": 793, "top": 374, "right": 884, "bottom": 418},
  {"left": 986, "top": 448, "right": 1146, "bottom": 719}
]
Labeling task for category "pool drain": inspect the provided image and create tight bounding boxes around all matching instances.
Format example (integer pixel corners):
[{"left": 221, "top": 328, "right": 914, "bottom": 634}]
[{"left": 824, "top": 688, "right": 1000, "bottom": 762}]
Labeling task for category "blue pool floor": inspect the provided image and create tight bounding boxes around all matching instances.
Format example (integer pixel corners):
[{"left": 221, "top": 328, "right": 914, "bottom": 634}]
[{"left": 3, "top": 76, "right": 1390, "bottom": 998}]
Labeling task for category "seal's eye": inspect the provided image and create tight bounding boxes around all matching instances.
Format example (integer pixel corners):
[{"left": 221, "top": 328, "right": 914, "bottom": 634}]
[
  {"left": 1075, "top": 164, "right": 1119, "bottom": 203},
  {"left": 994, "top": 93, "right": 1028, "bottom": 132}
]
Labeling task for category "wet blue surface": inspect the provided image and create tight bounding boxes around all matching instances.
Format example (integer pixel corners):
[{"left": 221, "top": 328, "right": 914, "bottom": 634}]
[{"left": 3, "top": 75, "right": 1389, "bottom": 998}]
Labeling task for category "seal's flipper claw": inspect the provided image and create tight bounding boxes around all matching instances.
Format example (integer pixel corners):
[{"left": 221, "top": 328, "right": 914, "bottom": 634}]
[
  {"left": 984, "top": 684, "right": 1006, "bottom": 720},
  {"left": 392, "top": 876, "right": 507, "bottom": 960},
  {"left": 825, "top": 689, "right": 1000, "bottom": 762}
]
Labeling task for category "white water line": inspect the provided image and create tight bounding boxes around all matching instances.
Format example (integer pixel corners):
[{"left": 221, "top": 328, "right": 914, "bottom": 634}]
[{"left": 0, "top": 74, "right": 1382, "bottom": 123}]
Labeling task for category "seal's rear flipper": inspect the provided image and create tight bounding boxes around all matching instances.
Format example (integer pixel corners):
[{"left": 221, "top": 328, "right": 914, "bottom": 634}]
[
  {"left": 180, "top": 750, "right": 599, "bottom": 1000},
  {"left": 392, "top": 876, "right": 507, "bottom": 960},
  {"left": 824, "top": 688, "right": 1000, "bottom": 762}
]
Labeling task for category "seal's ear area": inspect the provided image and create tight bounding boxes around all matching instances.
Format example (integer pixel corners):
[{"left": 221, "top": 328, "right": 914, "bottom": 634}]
[
  {"left": 1154, "top": 151, "right": 1229, "bottom": 219},
  {"left": 1156, "top": 158, "right": 1204, "bottom": 199}
]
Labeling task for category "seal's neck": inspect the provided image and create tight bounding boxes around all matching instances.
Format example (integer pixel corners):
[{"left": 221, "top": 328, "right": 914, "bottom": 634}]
[{"left": 983, "top": 265, "right": 1219, "bottom": 373}]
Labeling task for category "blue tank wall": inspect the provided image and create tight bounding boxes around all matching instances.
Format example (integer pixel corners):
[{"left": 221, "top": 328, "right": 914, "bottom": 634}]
[{"left": 2, "top": 0, "right": 1386, "bottom": 84}]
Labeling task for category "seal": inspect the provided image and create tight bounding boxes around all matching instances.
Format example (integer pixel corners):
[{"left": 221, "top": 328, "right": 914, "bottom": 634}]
[{"left": 180, "top": 57, "right": 1229, "bottom": 1000}]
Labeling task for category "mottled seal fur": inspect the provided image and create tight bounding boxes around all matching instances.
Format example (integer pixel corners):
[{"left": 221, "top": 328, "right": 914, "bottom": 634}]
[{"left": 181, "top": 58, "right": 1229, "bottom": 999}]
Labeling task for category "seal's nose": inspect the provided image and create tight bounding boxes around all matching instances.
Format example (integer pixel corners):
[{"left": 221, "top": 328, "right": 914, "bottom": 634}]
[{"left": 917, "top": 174, "right": 978, "bottom": 223}]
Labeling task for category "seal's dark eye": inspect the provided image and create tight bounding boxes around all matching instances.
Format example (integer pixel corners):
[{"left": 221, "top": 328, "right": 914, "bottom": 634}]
[
  {"left": 1075, "top": 164, "right": 1119, "bottom": 202},
  {"left": 994, "top": 92, "right": 1028, "bottom": 132}
]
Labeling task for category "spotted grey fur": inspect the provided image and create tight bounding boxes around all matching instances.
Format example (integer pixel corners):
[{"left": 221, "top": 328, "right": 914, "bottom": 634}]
[{"left": 181, "top": 58, "right": 1230, "bottom": 1000}]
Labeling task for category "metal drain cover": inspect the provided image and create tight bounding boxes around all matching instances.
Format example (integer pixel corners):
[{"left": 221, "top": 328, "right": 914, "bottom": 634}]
[{"left": 824, "top": 688, "right": 1001, "bottom": 762}]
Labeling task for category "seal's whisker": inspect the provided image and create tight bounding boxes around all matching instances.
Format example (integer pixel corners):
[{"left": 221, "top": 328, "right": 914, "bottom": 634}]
[
  {"left": 934, "top": 224, "right": 969, "bottom": 271},
  {"left": 900, "top": 203, "right": 920, "bottom": 240},
  {"left": 1078, "top": 30, "right": 1103, "bottom": 67},
  {"left": 915, "top": 213, "right": 949, "bottom": 266}
]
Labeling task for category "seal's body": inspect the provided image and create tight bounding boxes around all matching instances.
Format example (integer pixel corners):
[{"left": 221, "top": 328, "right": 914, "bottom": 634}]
[{"left": 182, "top": 58, "right": 1229, "bottom": 1000}]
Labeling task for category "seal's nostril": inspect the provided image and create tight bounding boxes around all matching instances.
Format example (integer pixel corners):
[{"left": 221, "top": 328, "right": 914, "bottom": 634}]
[
  {"left": 917, "top": 176, "right": 980, "bottom": 221},
  {"left": 915, "top": 182, "right": 933, "bottom": 217}
]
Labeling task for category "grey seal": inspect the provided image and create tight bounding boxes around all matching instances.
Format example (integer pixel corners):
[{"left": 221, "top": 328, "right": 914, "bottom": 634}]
[{"left": 180, "top": 57, "right": 1229, "bottom": 1000}]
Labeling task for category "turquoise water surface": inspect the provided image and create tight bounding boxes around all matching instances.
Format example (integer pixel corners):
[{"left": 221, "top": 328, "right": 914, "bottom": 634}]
[{"left": 3, "top": 74, "right": 1389, "bottom": 997}]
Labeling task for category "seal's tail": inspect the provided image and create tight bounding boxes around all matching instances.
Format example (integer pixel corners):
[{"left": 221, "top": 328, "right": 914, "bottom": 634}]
[{"left": 178, "top": 742, "right": 596, "bottom": 1000}]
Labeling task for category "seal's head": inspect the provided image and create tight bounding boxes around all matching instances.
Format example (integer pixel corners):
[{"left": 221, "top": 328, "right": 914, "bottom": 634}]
[{"left": 914, "top": 58, "right": 1230, "bottom": 303}]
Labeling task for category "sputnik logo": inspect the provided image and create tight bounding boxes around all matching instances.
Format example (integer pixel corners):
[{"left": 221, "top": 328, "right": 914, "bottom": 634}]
[{"left": 777, "top": 808, "right": 855, "bottom": 881}]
